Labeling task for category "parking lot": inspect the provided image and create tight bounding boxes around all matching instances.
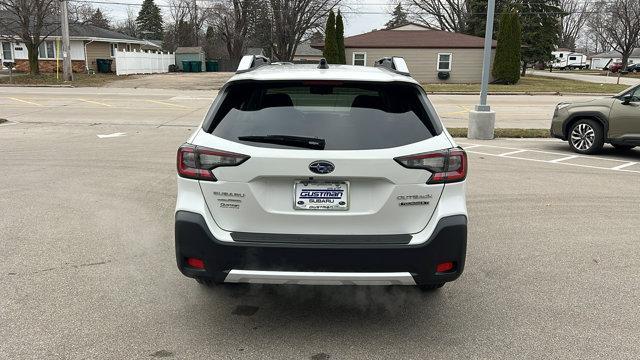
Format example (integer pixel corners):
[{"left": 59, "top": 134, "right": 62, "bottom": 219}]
[{"left": 1, "top": 87, "right": 639, "bottom": 359}]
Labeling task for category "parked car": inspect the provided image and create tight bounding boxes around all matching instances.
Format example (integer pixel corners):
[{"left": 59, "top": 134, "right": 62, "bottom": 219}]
[
  {"left": 625, "top": 63, "right": 640, "bottom": 73},
  {"left": 550, "top": 85, "right": 640, "bottom": 154},
  {"left": 174, "top": 56, "right": 468, "bottom": 291},
  {"left": 609, "top": 62, "right": 624, "bottom": 73}
]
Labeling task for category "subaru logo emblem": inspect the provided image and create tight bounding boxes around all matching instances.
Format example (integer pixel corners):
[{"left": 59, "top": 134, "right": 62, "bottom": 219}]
[{"left": 309, "top": 160, "right": 334, "bottom": 174}]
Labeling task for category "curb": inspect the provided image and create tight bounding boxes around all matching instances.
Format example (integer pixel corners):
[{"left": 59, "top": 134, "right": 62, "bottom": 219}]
[
  {"left": 424, "top": 91, "right": 616, "bottom": 96},
  {"left": 0, "top": 84, "right": 74, "bottom": 88}
]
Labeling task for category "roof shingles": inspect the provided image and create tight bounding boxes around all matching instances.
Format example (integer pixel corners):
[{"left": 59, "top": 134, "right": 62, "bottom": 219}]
[{"left": 315, "top": 29, "right": 496, "bottom": 49}]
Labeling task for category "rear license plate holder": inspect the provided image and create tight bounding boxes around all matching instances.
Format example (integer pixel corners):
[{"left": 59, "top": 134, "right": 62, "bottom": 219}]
[{"left": 294, "top": 180, "right": 349, "bottom": 211}]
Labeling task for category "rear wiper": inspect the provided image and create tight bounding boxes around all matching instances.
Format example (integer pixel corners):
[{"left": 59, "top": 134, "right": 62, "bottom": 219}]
[{"left": 238, "top": 135, "right": 325, "bottom": 150}]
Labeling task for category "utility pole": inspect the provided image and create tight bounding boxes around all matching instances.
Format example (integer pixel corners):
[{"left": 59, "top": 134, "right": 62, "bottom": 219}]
[
  {"left": 468, "top": 0, "right": 496, "bottom": 140},
  {"left": 60, "top": 0, "right": 73, "bottom": 81},
  {"left": 192, "top": 0, "right": 198, "bottom": 46}
]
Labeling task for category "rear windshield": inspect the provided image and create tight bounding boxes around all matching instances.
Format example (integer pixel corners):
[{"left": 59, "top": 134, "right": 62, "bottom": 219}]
[{"left": 205, "top": 81, "right": 440, "bottom": 150}]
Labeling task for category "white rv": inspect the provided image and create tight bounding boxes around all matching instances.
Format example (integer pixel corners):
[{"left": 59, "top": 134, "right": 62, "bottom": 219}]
[{"left": 551, "top": 50, "right": 588, "bottom": 70}]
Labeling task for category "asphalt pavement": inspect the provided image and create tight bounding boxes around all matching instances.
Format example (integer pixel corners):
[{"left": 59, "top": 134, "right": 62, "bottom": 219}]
[
  {"left": 1, "top": 88, "right": 640, "bottom": 359},
  {"left": 0, "top": 87, "right": 608, "bottom": 129}
]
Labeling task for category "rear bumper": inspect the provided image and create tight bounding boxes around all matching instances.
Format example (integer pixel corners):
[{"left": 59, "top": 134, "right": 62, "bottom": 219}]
[{"left": 175, "top": 211, "right": 467, "bottom": 286}]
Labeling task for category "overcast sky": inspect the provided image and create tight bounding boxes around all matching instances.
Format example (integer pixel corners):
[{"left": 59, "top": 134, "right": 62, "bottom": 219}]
[{"left": 101, "top": 0, "right": 392, "bottom": 37}]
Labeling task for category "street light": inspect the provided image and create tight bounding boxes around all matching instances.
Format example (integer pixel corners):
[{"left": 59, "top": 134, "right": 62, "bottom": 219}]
[{"left": 468, "top": 0, "right": 496, "bottom": 140}]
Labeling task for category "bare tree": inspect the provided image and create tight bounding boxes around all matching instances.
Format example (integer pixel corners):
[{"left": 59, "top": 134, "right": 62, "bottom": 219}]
[
  {"left": 589, "top": 0, "right": 640, "bottom": 67},
  {"left": 0, "top": 0, "right": 59, "bottom": 74},
  {"left": 558, "top": 0, "right": 588, "bottom": 50},
  {"left": 209, "top": 0, "right": 253, "bottom": 62},
  {"left": 407, "top": 0, "right": 467, "bottom": 32},
  {"left": 113, "top": 8, "right": 139, "bottom": 38},
  {"left": 268, "top": 0, "right": 340, "bottom": 61}
]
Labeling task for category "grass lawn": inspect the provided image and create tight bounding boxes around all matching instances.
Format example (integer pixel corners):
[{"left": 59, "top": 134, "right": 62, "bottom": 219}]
[
  {"left": 0, "top": 73, "right": 121, "bottom": 87},
  {"left": 424, "top": 75, "right": 628, "bottom": 94},
  {"left": 448, "top": 128, "right": 551, "bottom": 138}
]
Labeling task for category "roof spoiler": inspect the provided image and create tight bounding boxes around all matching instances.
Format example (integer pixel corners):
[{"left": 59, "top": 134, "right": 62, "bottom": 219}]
[
  {"left": 374, "top": 57, "right": 410, "bottom": 76},
  {"left": 236, "top": 55, "right": 270, "bottom": 73}
]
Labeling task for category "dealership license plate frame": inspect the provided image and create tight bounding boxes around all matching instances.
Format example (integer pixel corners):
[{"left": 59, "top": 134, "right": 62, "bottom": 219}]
[{"left": 293, "top": 180, "right": 350, "bottom": 211}]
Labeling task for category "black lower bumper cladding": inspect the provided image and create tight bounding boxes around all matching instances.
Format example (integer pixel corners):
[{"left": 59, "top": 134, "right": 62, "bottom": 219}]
[{"left": 175, "top": 211, "right": 467, "bottom": 285}]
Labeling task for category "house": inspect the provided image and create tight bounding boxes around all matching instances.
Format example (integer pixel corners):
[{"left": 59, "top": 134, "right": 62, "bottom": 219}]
[
  {"left": 590, "top": 49, "right": 640, "bottom": 70},
  {"left": 0, "top": 20, "right": 160, "bottom": 73},
  {"left": 551, "top": 49, "right": 588, "bottom": 69},
  {"left": 293, "top": 41, "right": 323, "bottom": 62},
  {"left": 312, "top": 23, "right": 496, "bottom": 83}
]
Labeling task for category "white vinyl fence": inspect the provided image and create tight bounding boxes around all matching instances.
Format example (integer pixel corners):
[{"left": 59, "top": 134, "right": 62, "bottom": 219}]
[{"left": 114, "top": 50, "right": 175, "bottom": 75}]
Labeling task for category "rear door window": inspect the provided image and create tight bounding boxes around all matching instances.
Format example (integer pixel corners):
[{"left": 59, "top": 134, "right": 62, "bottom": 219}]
[{"left": 205, "top": 81, "right": 441, "bottom": 150}]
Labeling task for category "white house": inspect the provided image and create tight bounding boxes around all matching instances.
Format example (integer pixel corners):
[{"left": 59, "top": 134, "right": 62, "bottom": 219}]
[
  {"left": 590, "top": 48, "right": 640, "bottom": 70},
  {"left": 1, "top": 21, "right": 161, "bottom": 73},
  {"left": 551, "top": 49, "right": 588, "bottom": 69}
]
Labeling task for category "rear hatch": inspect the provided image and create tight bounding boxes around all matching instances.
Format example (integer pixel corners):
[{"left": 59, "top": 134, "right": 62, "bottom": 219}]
[{"left": 189, "top": 80, "right": 454, "bottom": 236}]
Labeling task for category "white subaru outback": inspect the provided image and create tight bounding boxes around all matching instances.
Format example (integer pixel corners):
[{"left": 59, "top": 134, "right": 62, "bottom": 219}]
[{"left": 175, "top": 56, "right": 468, "bottom": 290}]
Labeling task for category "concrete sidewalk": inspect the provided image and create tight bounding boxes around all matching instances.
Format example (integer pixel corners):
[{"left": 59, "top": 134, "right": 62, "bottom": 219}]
[{"left": 529, "top": 69, "right": 640, "bottom": 86}]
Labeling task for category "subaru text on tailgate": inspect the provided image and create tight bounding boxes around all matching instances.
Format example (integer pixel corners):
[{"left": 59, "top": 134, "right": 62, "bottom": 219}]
[{"left": 175, "top": 56, "right": 468, "bottom": 290}]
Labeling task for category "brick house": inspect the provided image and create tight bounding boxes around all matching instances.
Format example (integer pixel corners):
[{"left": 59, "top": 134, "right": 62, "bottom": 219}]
[{"left": 0, "top": 22, "right": 160, "bottom": 73}]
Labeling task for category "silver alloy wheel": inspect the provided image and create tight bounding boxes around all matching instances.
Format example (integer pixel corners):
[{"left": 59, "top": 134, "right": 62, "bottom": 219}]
[{"left": 570, "top": 123, "right": 595, "bottom": 151}]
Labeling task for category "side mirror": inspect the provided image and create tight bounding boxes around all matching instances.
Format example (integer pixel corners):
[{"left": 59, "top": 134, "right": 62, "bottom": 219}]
[{"left": 622, "top": 95, "right": 633, "bottom": 105}]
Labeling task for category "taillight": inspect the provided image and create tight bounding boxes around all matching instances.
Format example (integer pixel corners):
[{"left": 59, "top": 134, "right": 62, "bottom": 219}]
[
  {"left": 394, "top": 147, "right": 467, "bottom": 184},
  {"left": 177, "top": 144, "right": 249, "bottom": 181}
]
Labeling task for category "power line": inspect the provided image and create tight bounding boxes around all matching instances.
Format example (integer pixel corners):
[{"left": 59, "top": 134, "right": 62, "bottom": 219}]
[{"left": 68, "top": 0, "right": 619, "bottom": 15}]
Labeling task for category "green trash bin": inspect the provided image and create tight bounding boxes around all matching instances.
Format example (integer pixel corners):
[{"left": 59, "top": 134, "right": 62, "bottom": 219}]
[
  {"left": 181, "top": 60, "right": 191, "bottom": 72},
  {"left": 205, "top": 60, "right": 219, "bottom": 72},
  {"left": 96, "top": 59, "right": 112, "bottom": 73},
  {"left": 191, "top": 61, "right": 202, "bottom": 72}
]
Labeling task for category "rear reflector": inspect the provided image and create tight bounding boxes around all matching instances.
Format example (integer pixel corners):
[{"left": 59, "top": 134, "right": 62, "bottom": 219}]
[
  {"left": 177, "top": 144, "right": 249, "bottom": 181},
  {"left": 186, "top": 257, "right": 205, "bottom": 269},
  {"left": 436, "top": 261, "right": 455, "bottom": 273},
  {"left": 394, "top": 147, "right": 467, "bottom": 184}
]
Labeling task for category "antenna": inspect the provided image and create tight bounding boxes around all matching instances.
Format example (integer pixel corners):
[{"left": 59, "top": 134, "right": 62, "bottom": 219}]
[{"left": 318, "top": 58, "right": 329, "bottom": 69}]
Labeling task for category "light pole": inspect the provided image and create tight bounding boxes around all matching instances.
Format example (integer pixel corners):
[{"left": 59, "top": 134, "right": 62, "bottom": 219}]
[
  {"left": 468, "top": 0, "right": 496, "bottom": 140},
  {"left": 59, "top": 0, "right": 73, "bottom": 81}
]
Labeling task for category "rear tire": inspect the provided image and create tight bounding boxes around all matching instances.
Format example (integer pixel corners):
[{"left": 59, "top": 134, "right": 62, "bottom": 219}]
[
  {"left": 613, "top": 144, "right": 636, "bottom": 151},
  {"left": 418, "top": 283, "right": 445, "bottom": 291},
  {"left": 568, "top": 119, "right": 604, "bottom": 154}
]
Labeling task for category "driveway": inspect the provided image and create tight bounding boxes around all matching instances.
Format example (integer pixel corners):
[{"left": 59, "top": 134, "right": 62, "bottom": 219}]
[
  {"left": 529, "top": 69, "right": 640, "bottom": 86},
  {"left": 104, "top": 72, "right": 235, "bottom": 90}
]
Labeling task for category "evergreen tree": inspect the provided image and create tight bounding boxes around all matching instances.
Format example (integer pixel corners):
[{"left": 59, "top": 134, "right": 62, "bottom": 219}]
[
  {"left": 335, "top": 10, "right": 346, "bottom": 64},
  {"left": 520, "top": 0, "right": 561, "bottom": 75},
  {"left": 384, "top": 3, "right": 409, "bottom": 29},
  {"left": 136, "top": 0, "right": 163, "bottom": 40},
  {"left": 323, "top": 10, "right": 338, "bottom": 63},
  {"left": 465, "top": 0, "right": 510, "bottom": 37},
  {"left": 492, "top": 8, "right": 521, "bottom": 84},
  {"left": 89, "top": 9, "right": 111, "bottom": 29}
]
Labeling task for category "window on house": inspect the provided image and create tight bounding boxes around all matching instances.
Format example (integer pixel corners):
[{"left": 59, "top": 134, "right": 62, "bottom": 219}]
[
  {"left": 569, "top": 56, "right": 576, "bottom": 61},
  {"left": 38, "top": 40, "right": 56, "bottom": 59},
  {"left": 559, "top": 53, "right": 564, "bottom": 58},
  {"left": 352, "top": 52, "right": 366, "bottom": 66},
  {"left": 110, "top": 43, "right": 118, "bottom": 57},
  {"left": 1, "top": 42, "right": 12, "bottom": 60},
  {"left": 437, "top": 53, "right": 452, "bottom": 71}
]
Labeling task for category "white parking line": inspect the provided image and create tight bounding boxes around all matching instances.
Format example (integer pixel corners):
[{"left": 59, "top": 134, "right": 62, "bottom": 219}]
[
  {"left": 498, "top": 149, "right": 528, "bottom": 157},
  {"left": 459, "top": 142, "right": 640, "bottom": 175},
  {"left": 549, "top": 155, "right": 578, "bottom": 163},
  {"left": 145, "top": 99, "right": 190, "bottom": 109},
  {"left": 77, "top": 99, "right": 112, "bottom": 107},
  {"left": 611, "top": 162, "right": 637, "bottom": 170}
]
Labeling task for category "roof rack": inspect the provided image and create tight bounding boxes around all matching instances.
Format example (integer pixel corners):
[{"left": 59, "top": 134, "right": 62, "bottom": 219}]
[
  {"left": 236, "top": 54, "right": 270, "bottom": 73},
  {"left": 374, "top": 57, "right": 410, "bottom": 76}
]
